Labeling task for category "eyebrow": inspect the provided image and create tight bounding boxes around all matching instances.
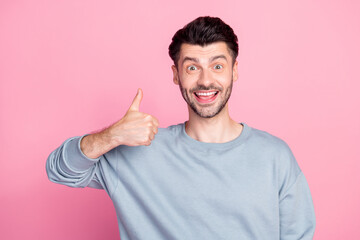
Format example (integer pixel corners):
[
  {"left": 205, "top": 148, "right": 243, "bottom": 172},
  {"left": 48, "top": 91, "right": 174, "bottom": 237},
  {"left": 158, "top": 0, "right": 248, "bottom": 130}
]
[{"left": 182, "top": 54, "right": 228, "bottom": 65}]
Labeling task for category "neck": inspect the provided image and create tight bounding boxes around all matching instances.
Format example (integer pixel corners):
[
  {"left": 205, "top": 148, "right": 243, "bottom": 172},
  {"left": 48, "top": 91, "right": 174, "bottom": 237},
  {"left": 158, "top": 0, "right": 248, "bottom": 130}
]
[{"left": 185, "top": 104, "right": 243, "bottom": 143}]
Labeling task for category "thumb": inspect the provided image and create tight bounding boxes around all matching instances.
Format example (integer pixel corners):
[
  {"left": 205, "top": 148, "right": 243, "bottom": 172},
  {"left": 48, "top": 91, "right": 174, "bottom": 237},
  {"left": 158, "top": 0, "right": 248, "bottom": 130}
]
[{"left": 128, "top": 88, "right": 143, "bottom": 112}]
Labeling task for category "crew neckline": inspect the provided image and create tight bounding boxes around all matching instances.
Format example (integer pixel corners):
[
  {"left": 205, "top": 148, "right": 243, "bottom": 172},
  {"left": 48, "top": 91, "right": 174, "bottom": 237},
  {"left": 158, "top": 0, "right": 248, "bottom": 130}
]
[{"left": 178, "top": 121, "right": 251, "bottom": 151}]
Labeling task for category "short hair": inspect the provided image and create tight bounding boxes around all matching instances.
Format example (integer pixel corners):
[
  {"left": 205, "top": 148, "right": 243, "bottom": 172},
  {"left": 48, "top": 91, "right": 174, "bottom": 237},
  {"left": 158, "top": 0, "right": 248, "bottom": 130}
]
[{"left": 169, "top": 16, "right": 239, "bottom": 68}]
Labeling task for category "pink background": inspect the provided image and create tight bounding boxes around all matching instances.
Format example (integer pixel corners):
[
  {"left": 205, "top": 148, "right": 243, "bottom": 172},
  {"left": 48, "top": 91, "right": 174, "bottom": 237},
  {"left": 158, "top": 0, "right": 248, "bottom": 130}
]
[{"left": 1, "top": 0, "right": 359, "bottom": 239}]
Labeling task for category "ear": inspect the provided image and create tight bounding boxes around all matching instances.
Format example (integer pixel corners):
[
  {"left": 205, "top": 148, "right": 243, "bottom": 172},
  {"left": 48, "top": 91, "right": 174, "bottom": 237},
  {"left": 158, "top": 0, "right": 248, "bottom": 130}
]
[
  {"left": 171, "top": 65, "right": 179, "bottom": 85},
  {"left": 232, "top": 60, "right": 239, "bottom": 82}
]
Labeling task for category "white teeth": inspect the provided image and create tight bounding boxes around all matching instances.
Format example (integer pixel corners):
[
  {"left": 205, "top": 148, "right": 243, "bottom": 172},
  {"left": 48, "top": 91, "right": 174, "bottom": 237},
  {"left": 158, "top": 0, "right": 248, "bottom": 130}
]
[{"left": 196, "top": 91, "right": 217, "bottom": 96}]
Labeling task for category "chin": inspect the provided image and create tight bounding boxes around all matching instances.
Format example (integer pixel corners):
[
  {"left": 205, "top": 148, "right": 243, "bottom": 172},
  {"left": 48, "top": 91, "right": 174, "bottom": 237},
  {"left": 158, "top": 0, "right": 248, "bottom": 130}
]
[{"left": 190, "top": 104, "right": 225, "bottom": 119}]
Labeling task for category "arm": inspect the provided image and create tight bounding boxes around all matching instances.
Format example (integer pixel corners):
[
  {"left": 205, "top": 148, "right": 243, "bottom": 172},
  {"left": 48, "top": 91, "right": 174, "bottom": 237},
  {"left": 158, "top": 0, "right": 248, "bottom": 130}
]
[
  {"left": 46, "top": 88, "right": 159, "bottom": 188},
  {"left": 279, "top": 172, "right": 316, "bottom": 239},
  {"left": 46, "top": 135, "right": 103, "bottom": 188},
  {"left": 278, "top": 143, "right": 316, "bottom": 239},
  {"left": 81, "top": 88, "right": 159, "bottom": 158}
]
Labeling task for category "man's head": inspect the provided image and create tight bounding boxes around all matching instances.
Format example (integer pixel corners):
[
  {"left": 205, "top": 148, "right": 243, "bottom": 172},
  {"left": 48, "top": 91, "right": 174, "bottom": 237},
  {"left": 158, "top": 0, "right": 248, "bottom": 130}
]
[
  {"left": 169, "top": 16, "right": 238, "bottom": 69},
  {"left": 169, "top": 16, "right": 239, "bottom": 119}
]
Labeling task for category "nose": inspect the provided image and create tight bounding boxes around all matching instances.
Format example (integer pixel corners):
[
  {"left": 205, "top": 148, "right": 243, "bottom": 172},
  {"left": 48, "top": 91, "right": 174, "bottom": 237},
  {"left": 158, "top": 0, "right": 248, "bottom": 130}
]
[{"left": 197, "top": 68, "right": 215, "bottom": 87}]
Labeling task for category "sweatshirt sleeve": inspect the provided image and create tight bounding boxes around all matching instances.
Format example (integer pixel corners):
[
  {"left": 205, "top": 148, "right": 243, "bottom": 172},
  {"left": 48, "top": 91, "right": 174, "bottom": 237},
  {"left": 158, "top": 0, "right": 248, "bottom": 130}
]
[
  {"left": 46, "top": 135, "right": 104, "bottom": 189},
  {"left": 277, "top": 142, "right": 316, "bottom": 239},
  {"left": 279, "top": 172, "right": 316, "bottom": 239}
]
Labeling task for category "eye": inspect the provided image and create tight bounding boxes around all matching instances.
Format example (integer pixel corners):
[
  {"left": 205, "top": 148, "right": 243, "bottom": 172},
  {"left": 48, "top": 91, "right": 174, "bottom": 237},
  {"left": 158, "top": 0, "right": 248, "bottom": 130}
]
[
  {"left": 214, "top": 64, "right": 223, "bottom": 70},
  {"left": 187, "top": 65, "right": 198, "bottom": 71}
]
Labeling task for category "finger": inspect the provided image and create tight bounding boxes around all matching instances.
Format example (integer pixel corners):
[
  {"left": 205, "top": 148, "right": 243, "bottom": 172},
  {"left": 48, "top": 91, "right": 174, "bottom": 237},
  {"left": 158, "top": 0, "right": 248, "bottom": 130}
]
[
  {"left": 152, "top": 116, "right": 159, "bottom": 126},
  {"left": 149, "top": 133, "right": 155, "bottom": 140},
  {"left": 128, "top": 88, "right": 143, "bottom": 112},
  {"left": 144, "top": 136, "right": 152, "bottom": 146},
  {"left": 152, "top": 126, "right": 158, "bottom": 135}
]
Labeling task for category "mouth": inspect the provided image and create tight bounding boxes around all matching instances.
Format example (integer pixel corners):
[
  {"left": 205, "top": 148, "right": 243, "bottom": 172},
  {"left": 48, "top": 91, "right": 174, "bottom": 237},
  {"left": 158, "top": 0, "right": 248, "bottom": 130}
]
[{"left": 193, "top": 90, "right": 219, "bottom": 103}]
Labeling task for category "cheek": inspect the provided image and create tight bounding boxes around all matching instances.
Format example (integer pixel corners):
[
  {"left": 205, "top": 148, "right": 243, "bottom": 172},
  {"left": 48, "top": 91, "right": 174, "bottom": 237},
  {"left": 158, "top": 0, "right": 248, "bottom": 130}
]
[
  {"left": 216, "top": 74, "right": 232, "bottom": 85},
  {"left": 179, "top": 74, "right": 198, "bottom": 87},
  {"left": 222, "top": 70, "right": 234, "bottom": 82}
]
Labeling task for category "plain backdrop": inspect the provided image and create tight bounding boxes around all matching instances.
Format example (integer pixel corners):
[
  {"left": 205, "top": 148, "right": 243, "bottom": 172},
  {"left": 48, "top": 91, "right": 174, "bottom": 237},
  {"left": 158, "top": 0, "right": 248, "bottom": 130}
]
[{"left": 1, "top": 0, "right": 359, "bottom": 239}]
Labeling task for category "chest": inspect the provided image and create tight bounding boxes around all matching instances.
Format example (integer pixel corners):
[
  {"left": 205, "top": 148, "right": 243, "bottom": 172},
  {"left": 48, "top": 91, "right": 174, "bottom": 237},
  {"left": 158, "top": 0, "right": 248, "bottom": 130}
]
[{"left": 116, "top": 146, "right": 279, "bottom": 216}]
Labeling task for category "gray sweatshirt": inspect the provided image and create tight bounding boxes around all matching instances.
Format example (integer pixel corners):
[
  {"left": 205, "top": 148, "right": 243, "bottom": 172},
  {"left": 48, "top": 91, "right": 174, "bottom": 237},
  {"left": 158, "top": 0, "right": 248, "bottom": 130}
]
[{"left": 46, "top": 122, "right": 316, "bottom": 240}]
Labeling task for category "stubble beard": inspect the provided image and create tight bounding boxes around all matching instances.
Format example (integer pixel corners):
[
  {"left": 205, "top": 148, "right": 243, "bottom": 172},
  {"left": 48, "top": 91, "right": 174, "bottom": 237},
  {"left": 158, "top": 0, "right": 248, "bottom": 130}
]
[{"left": 178, "top": 78, "right": 233, "bottom": 118}]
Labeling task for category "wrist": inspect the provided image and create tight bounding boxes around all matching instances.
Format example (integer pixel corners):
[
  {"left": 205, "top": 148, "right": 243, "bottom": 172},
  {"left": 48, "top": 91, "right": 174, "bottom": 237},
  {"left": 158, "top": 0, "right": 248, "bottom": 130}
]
[
  {"left": 80, "top": 135, "right": 98, "bottom": 159},
  {"left": 104, "top": 122, "right": 126, "bottom": 147},
  {"left": 80, "top": 132, "right": 113, "bottom": 159}
]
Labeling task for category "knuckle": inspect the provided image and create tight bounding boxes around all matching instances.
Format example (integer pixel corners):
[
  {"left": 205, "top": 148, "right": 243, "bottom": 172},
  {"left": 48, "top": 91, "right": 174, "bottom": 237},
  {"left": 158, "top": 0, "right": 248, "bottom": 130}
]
[
  {"left": 144, "top": 114, "right": 152, "bottom": 120},
  {"left": 142, "top": 135, "right": 149, "bottom": 142},
  {"left": 154, "top": 117, "right": 159, "bottom": 124},
  {"left": 145, "top": 128, "right": 152, "bottom": 135}
]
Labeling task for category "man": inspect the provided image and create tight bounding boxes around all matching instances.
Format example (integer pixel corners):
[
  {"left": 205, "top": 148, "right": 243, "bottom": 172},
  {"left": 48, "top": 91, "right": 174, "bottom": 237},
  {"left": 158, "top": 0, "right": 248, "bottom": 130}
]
[{"left": 46, "top": 16, "right": 316, "bottom": 239}]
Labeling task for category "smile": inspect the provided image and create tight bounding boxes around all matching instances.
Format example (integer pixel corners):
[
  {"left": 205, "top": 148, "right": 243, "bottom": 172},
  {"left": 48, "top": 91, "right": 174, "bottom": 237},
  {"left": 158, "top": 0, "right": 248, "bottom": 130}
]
[{"left": 193, "top": 90, "right": 219, "bottom": 103}]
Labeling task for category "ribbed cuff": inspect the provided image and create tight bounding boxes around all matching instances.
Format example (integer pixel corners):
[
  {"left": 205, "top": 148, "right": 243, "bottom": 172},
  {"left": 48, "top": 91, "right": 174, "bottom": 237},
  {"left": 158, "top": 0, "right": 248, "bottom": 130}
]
[{"left": 63, "top": 135, "right": 101, "bottom": 171}]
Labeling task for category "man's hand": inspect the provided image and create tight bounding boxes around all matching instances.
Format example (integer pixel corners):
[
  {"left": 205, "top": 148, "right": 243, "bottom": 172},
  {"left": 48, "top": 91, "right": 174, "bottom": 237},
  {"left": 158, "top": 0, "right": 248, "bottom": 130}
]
[
  {"left": 80, "top": 88, "right": 159, "bottom": 159},
  {"left": 108, "top": 88, "right": 159, "bottom": 147}
]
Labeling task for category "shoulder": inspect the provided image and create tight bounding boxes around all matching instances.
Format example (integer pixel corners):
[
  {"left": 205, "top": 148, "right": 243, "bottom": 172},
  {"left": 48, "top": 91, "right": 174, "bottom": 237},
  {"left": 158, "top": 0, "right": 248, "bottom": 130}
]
[
  {"left": 247, "top": 124, "right": 301, "bottom": 171},
  {"left": 247, "top": 125, "right": 292, "bottom": 154},
  {"left": 156, "top": 122, "right": 183, "bottom": 139},
  {"left": 247, "top": 124, "right": 302, "bottom": 193}
]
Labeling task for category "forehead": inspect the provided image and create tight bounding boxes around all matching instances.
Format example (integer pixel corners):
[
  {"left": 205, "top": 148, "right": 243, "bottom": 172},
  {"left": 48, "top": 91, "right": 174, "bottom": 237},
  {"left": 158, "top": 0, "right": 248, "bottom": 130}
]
[{"left": 179, "top": 42, "right": 232, "bottom": 63}]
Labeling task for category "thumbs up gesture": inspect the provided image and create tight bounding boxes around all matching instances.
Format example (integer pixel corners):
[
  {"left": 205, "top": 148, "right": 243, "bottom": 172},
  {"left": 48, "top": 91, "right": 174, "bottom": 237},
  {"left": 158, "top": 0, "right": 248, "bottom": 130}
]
[
  {"left": 128, "top": 88, "right": 144, "bottom": 112},
  {"left": 109, "top": 88, "right": 159, "bottom": 147},
  {"left": 80, "top": 88, "right": 159, "bottom": 159}
]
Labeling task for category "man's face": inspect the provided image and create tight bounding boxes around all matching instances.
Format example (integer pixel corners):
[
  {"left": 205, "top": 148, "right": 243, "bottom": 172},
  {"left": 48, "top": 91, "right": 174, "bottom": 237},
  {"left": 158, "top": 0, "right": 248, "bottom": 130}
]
[{"left": 172, "top": 42, "right": 238, "bottom": 118}]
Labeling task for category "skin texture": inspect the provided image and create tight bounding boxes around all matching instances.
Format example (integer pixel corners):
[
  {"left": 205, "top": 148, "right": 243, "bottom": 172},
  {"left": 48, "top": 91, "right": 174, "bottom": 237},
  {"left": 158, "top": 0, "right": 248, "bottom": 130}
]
[
  {"left": 80, "top": 41, "right": 243, "bottom": 159},
  {"left": 174, "top": 43, "right": 234, "bottom": 118},
  {"left": 80, "top": 88, "right": 159, "bottom": 159},
  {"left": 171, "top": 42, "right": 243, "bottom": 143}
]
